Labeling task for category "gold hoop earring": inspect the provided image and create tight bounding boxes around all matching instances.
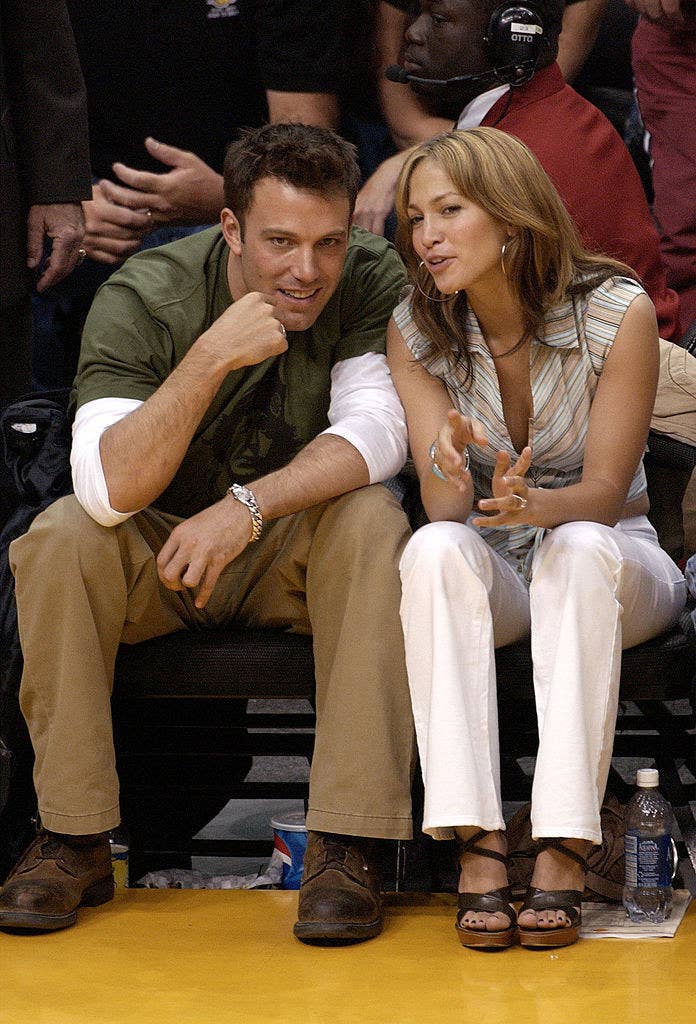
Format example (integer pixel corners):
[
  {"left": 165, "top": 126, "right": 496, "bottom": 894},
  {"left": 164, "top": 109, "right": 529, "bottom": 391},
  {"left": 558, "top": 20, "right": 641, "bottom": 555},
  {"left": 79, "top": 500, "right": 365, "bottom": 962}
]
[
  {"left": 500, "top": 242, "right": 508, "bottom": 278},
  {"left": 415, "top": 261, "right": 459, "bottom": 303}
]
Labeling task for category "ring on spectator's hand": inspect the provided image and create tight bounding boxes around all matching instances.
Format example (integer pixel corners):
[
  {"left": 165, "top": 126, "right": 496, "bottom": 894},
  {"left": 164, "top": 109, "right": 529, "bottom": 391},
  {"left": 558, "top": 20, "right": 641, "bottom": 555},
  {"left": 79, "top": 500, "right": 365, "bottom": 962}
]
[
  {"left": 145, "top": 208, "right": 152, "bottom": 218},
  {"left": 279, "top": 323, "right": 287, "bottom": 337},
  {"left": 77, "top": 248, "right": 87, "bottom": 265},
  {"left": 510, "top": 493, "right": 528, "bottom": 510}
]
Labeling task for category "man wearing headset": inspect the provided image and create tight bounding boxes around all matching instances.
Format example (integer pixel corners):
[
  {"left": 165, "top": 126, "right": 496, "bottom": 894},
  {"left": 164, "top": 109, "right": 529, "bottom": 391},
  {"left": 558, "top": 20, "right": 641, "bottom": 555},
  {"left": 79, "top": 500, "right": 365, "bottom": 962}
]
[{"left": 356, "top": 0, "right": 682, "bottom": 341}]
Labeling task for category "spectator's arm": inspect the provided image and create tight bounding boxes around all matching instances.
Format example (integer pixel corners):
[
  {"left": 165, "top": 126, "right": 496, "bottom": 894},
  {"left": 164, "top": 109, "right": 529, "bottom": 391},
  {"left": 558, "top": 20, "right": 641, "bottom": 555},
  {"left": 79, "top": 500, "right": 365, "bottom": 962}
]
[
  {"left": 375, "top": 1, "right": 452, "bottom": 149},
  {"left": 557, "top": 0, "right": 610, "bottom": 83}
]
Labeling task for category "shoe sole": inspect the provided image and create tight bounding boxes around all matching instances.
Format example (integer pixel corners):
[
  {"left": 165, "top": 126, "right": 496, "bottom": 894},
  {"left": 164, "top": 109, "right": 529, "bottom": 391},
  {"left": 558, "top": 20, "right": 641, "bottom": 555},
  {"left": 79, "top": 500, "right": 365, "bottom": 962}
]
[
  {"left": 293, "top": 917, "right": 383, "bottom": 944},
  {"left": 0, "top": 875, "right": 115, "bottom": 932},
  {"left": 518, "top": 924, "right": 579, "bottom": 948}
]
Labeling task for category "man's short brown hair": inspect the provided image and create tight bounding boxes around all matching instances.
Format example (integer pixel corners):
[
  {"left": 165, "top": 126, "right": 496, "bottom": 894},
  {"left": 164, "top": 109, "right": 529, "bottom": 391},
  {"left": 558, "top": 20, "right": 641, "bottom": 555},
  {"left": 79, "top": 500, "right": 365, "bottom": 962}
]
[{"left": 223, "top": 123, "right": 361, "bottom": 231}]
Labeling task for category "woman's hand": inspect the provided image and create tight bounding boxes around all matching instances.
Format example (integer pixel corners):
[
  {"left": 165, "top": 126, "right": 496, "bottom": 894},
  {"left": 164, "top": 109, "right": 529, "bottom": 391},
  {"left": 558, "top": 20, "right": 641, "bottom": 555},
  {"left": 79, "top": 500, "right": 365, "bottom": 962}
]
[
  {"left": 431, "top": 410, "right": 488, "bottom": 493},
  {"left": 473, "top": 446, "right": 533, "bottom": 526}
]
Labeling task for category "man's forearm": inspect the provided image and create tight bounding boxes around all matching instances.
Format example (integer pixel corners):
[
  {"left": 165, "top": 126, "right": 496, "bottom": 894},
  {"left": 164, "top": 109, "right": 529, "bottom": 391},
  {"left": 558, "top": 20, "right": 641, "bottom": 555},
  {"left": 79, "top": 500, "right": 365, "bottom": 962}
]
[
  {"left": 252, "top": 434, "right": 370, "bottom": 524},
  {"left": 100, "top": 343, "right": 227, "bottom": 512},
  {"left": 99, "top": 291, "right": 287, "bottom": 513}
]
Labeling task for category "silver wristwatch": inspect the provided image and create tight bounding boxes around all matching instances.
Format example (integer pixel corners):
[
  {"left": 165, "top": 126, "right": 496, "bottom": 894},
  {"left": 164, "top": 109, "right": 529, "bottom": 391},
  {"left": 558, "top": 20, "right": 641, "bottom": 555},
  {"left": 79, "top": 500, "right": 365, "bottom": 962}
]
[{"left": 227, "top": 483, "right": 263, "bottom": 542}]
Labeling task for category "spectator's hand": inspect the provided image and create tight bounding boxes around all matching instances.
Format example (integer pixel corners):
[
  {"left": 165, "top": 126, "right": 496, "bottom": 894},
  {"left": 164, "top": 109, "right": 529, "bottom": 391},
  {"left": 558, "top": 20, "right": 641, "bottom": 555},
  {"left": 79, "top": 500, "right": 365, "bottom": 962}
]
[
  {"left": 156, "top": 496, "right": 256, "bottom": 609},
  {"left": 197, "top": 291, "right": 288, "bottom": 375},
  {"left": 473, "top": 446, "right": 534, "bottom": 527},
  {"left": 624, "top": 0, "right": 686, "bottom": 25},
  {"left": 82, "top": 182, "right": 152, "bottom": 265},
  {"left": 353, "top": 151, "right": 408, "bottom": 236},
  {"left": 27, "top": 202, "right": 86, "bottom": 292},
  {"left": 106, "top": 137, "right": 224, "bottom": 227},
  {"left": 432, "top": 409, "right": 488, "bottom": 494}
]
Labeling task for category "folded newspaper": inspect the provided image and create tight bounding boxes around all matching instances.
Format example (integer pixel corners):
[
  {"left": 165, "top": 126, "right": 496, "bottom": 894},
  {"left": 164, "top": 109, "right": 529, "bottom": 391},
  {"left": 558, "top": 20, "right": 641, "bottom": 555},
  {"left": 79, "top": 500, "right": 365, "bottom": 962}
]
[{"left": 580, "top": 889, "right": 692, "bottom": 939}]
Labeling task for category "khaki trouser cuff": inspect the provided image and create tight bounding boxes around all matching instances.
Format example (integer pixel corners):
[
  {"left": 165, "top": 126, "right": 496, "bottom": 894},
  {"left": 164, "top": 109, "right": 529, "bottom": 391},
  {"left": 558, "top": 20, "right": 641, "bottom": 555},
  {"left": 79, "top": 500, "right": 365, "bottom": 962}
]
[
  {"left": 39, "top": 804, "right": 120, "bottom": 836},
  {"left": 306, "top": 807, "right": 413, "bottom": 841}
]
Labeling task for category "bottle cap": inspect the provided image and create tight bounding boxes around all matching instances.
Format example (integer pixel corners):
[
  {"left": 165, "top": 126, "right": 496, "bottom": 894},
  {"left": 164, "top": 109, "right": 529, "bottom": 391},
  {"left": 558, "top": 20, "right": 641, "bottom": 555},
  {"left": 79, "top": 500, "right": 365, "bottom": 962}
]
[{"left": 636, "top": 768, "right": 659, "bottom": 787}]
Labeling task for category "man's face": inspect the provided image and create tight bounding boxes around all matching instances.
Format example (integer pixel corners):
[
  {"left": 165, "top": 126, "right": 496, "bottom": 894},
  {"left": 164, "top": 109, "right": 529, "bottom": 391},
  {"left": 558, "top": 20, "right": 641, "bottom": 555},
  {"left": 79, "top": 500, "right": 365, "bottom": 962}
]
[
  {"left": 223, "top": 177, "right": 351, "bottom": 333},
  {"left": 403, "top": 1, "right": 494, "bottom": 110}
]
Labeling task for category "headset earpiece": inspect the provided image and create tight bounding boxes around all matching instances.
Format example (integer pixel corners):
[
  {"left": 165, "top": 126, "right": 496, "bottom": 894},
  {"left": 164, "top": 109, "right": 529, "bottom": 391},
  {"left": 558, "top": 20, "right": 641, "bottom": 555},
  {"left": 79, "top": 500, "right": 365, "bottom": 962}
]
[{"left": 484, "top": 4, "right": 547, "bottom": 86}]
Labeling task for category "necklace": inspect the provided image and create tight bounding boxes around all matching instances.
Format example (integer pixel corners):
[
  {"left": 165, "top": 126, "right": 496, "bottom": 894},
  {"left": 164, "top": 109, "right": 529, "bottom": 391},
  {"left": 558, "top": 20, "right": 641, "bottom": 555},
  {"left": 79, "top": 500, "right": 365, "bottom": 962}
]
[{"left": 488, "top": 333, "right": 529, "bottom": 360}]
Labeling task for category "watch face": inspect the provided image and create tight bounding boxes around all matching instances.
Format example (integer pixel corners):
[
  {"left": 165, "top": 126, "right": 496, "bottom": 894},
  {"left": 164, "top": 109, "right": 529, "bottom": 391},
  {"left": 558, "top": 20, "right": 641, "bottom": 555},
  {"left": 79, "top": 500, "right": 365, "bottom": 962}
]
[{"left": 232, "top": 484, "right": 253, "bottom": 502}]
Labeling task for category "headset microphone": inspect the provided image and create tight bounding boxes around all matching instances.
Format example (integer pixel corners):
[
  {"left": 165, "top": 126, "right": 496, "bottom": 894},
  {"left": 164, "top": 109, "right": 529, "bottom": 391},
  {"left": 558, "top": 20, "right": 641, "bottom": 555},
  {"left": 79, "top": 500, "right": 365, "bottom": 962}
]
[
  {"left": 385, "top": 63, "right": 533, "bottom": 89},
  {"left": 384, "top": 65, "right": 413, "bottom": 84}
]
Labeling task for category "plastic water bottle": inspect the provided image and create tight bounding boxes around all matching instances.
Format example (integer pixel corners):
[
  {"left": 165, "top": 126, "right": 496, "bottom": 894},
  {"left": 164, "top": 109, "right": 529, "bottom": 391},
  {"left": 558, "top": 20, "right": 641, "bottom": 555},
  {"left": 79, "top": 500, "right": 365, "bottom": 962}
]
[{"left": 623, "top": 768, "right": 674, "bottom": 923}]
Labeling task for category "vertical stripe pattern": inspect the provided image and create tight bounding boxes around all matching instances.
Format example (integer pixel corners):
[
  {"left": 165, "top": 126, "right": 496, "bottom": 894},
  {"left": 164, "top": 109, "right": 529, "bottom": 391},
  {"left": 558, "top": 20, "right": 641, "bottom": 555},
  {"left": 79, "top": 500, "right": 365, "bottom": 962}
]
[{"left": 393, "top": 276, "right": 649, "bottom": 579}]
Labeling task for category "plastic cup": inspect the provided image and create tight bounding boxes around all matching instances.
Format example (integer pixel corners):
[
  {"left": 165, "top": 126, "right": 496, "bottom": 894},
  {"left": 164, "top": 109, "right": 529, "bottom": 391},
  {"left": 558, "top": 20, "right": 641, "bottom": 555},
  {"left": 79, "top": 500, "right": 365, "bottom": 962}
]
[{"left": 271, "top": 811, "right": 307, "bottom": 890}]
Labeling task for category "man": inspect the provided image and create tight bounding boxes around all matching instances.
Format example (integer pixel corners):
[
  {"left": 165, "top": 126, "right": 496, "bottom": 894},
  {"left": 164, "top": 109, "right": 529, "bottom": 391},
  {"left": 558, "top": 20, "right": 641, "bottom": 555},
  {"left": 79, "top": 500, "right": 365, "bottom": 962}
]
[
  {"left": 0, "top": 0, "right": 90, "bottom": 520},
  {"left": 355, "top": 0, "right": 682, "bottom": 340},
  {"left": 0, "top": 124, "right": 415, "bottom": 943}
]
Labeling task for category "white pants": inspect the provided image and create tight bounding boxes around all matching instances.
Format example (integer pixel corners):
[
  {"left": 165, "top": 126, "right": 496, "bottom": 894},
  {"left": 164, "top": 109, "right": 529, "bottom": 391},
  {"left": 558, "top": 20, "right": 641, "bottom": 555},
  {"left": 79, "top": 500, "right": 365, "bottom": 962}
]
[{"left": 399, "top": 517, "right": 686, "bottom": 844}]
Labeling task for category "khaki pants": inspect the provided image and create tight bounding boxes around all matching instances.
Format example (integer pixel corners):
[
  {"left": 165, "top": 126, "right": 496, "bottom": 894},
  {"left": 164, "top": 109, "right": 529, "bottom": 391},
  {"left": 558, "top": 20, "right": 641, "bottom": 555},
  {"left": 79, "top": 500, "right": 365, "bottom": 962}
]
[{"left": 9, "top": 485, "right": 416, "bottom": 840}]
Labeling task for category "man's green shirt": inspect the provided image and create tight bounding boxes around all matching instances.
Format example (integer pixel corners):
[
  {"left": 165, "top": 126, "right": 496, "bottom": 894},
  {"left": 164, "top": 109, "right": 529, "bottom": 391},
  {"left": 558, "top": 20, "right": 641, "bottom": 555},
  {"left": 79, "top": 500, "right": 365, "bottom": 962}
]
[{"left": 75, "top": 225, "right": 406, "bottom": 519}]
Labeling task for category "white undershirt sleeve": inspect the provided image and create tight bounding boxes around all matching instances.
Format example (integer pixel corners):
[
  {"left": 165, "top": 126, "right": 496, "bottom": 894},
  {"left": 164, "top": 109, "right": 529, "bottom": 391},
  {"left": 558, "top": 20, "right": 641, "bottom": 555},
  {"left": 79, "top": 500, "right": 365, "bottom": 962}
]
[
  {"left": 321, "top": 352, "right": 408, "bottom": 482},
  {"left": 71, "top": 397, "right": 144, "bottom": 526}
]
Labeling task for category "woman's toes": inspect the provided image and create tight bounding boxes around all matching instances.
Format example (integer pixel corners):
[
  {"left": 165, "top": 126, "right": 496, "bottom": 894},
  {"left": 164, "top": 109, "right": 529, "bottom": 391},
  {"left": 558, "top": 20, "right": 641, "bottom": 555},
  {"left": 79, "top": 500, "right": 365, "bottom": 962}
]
[
  {"left": 519, "top": 908, "right": 572, "bottom": 930},
  {"left": 485, "top": 911, "right": 509, "bottom": 933},
  {"left": 462, "top": 910, "right": 509, "bottom": 932}
]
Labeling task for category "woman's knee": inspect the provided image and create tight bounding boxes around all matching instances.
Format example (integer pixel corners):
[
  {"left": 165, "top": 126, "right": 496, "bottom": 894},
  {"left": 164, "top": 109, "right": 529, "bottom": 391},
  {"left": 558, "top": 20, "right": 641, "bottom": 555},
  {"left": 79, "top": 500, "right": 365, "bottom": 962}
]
[
  {"left": 399, "top": 521, "right": 484, "bottom": 579},
  {"left": 532, "top": 521, "right": 620, "bottom": 591}
]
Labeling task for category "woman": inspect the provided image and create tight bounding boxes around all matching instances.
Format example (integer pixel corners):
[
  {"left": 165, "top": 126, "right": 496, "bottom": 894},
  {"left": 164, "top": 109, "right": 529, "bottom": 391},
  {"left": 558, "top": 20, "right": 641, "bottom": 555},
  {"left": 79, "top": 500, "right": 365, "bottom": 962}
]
[{"left": 387, "top": 128, "right": 686, "bottom": 950}]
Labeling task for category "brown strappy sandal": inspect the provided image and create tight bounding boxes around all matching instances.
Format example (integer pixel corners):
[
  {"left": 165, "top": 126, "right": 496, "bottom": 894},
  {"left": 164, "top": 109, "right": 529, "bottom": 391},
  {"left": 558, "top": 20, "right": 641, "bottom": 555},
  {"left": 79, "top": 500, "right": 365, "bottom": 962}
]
[
  {"left": 455, "top": 829, "right": 517, "bottom": 950},
  {"left": 518, "top": 839, "right": 586, "bottom": 949}
]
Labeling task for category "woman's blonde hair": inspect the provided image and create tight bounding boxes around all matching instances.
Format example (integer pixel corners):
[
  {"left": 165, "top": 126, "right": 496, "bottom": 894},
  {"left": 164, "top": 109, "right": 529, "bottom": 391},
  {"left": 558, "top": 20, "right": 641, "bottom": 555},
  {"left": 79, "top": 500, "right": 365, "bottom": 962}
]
[{"left": 394, "top": 127, "right": 637, "bottom": 384}]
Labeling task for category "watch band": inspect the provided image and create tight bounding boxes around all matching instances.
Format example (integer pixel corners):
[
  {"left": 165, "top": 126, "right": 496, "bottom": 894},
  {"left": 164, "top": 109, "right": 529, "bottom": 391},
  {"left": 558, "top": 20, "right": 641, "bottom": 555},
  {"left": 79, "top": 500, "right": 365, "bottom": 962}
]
[{"left": 227, "top": 483, "right": 263, "bottom": 542}]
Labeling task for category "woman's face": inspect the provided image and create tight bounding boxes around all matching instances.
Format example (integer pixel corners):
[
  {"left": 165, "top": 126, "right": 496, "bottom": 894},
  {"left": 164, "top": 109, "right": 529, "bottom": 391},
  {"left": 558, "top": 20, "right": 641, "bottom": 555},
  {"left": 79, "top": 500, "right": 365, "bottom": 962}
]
[{"left": 406, "top": 158, "right": 510, "bottom": 297}]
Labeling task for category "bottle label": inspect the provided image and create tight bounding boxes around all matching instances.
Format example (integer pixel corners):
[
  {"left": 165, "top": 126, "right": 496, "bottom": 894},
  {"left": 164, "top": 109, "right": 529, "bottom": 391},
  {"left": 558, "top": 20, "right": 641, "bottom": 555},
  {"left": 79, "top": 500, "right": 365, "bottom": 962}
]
[{"left": 624, "top": 831, "right": 672, "bottom": 888}]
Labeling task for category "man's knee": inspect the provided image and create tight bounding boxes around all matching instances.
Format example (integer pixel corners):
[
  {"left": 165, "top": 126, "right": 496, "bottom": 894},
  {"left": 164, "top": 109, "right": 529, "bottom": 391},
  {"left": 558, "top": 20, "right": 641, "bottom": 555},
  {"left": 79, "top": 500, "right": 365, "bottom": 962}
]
[
  {"left": 318, "top": 484, "right": 411, "bottom": 552},
  {"left": 10, "top": 495, "right": 114, "bottom": 576}
]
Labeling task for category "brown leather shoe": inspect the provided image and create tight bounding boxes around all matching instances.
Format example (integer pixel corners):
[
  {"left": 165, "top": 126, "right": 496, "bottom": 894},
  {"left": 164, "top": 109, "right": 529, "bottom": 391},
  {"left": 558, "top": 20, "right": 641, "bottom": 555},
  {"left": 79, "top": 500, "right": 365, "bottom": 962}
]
[
  {"left": 0, "top": 830, "right": 113, "bottom": 931},
  {"left": 293, "top": 831, "right": 382, "bottom": 944}
]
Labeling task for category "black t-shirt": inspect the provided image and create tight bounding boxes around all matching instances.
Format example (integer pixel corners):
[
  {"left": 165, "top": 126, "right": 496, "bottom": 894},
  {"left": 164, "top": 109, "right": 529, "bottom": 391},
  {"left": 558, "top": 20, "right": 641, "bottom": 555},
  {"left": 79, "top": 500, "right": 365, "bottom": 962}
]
[
  {"left": 66, "top": 0, "right": 359, "bottom": 178},
  {"left": 67, "top": 0, "right": 266, "bottom": 177}
]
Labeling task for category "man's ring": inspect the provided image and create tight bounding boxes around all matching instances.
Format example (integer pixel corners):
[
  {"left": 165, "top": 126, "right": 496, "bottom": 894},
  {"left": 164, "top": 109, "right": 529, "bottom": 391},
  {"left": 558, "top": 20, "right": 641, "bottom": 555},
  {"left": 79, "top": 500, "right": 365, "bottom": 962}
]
[
  {"left": 77, "top": 248, "right": 87, "bottom": 265},
  {"left": 510, "top": 493, "right": 528, "bottom": 510},
  {"left": 280, "top": 323, "right": 287, "bottom": 338}
]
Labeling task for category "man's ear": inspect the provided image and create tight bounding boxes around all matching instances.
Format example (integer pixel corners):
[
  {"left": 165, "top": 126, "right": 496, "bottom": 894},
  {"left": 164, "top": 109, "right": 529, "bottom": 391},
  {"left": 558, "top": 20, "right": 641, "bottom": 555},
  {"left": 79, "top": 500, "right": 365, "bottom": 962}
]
[{"left": 221, "top": 208, "right": 243, "bottom": 256}]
